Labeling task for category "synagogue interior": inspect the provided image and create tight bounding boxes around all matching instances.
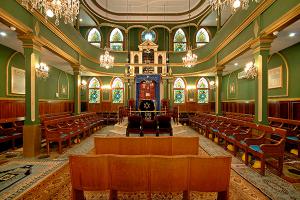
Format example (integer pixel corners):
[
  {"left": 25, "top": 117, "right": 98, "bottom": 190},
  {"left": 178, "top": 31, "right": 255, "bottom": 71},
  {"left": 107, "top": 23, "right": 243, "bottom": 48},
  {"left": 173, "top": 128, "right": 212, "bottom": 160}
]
[{"left": 0, "top": 0, "right": 300, "bottom": 199}]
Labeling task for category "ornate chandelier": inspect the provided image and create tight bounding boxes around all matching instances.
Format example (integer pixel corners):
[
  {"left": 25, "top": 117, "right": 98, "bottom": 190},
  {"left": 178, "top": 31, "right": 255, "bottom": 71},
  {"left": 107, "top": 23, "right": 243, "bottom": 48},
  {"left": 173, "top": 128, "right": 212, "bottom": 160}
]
[
  {"left": 35, "top": 62, "right": 49, "bottom": 79},
  {"left": 182, "top": 0, "right": 197, "bottom": 68},
  {"left": 100, "top": 48, "right": 114, "bottom": 69},
  {"left": 21, "top": 0, "right": 80, "bottom": 26},
  {"left": 209, "top": 0, "right": 260, "bottom": 12},
  {"left": 182, "top": 49, "right": 198, "bottom": 68}
]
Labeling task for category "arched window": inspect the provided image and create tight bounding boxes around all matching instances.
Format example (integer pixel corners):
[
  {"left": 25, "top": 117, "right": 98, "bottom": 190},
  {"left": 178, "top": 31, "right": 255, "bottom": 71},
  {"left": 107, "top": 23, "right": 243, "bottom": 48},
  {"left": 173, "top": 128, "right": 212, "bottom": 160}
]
[
  {"left": 173, "top": 28, "right": 187, "bottom": 52},
  {"left": 173, "top": 78, "right": 186, "bottom": 103},
  {"left": 89, "top": 77, "right": 101, "bottom": 103},
  {"left": 197, "top": 77, "right": 209, "bottom": 103},
  {"left": 134, "top": 55, "right": 139, "bottom": 64},
  {"left": 110, "top": 28, "right": 123, "bottom": 51},
  {"left": 141, "top": 29, "right": 156, "bottom": 42},
  {"left": 112, "top": 77, "right": 124, "bottom": 104},
  {"left": 87, "top": 28, "right": 101, "bottom": 48},
  {"left": 196, "top": 28, "right": 209, "bottom": 47}
]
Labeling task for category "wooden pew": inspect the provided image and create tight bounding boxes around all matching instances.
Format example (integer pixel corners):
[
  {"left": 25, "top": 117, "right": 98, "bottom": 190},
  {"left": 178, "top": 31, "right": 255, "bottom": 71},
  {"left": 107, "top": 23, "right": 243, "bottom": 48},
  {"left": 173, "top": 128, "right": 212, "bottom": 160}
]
[
  {"left": 94, "top": 136, "right": 199, "bottom": 155},
  {"left": 268, "top": 117, "right": 300, "bottom": 157},
  {"left": 44, "top": 113, "right": 102, "bottom": 154},
  {"left": 0, "top": 117, "right": 24, "bottom": 149},
  {"left": 69, "top": 155, "right": 231, "bottom": 200}
]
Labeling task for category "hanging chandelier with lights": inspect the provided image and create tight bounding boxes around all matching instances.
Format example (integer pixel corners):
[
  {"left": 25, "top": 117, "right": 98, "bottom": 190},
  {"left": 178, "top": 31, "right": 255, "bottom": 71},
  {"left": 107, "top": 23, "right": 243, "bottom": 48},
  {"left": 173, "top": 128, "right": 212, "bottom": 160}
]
[
  {"left": 182, "top": 49, "right": 198, "bottom": 68},
  {"left": 209, "top": 0, "right": 260, "bottom": 12},
  {"left": 100, "top": 47, "right": 114, "bottom": 69},
  {"left": 35, "top": 62, "right": 49, "bottom": 79},
  {"left": 21, "top": 0, "right": 80, "bottom": 26},
  {"left": 244, "top": 61, "right": 257, "bottom": 79},
  {"left": 182, "top": 0, "right": 198, "bottom": 68}
]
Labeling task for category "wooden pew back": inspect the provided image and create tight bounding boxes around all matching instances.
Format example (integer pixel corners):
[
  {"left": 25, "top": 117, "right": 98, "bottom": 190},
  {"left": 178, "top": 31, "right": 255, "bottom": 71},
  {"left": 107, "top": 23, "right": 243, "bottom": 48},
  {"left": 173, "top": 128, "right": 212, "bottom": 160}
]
[
  {"left": 94, "top": 136, "right": 199, "bottom": 155},
  {"left": 69, "top": 155, "right": 231, "bottom": 199}
]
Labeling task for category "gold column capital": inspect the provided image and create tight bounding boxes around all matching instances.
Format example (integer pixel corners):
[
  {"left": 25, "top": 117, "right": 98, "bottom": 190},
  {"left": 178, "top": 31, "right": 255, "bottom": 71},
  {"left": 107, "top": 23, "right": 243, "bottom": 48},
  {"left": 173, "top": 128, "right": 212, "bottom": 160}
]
[
  {"left": 251, "top": 35, "right": 276, "bottom": 53},
  {"left": 18, "top": 33, "right": 42, "bottom": 51}
]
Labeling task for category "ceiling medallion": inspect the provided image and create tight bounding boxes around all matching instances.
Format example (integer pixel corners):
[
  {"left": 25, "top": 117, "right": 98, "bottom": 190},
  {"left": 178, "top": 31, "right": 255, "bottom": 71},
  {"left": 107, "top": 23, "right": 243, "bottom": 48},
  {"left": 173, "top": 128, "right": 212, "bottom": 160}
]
[
  {"left": 209, "top": 0, "right": 260, "bottom": 12},
  {"left": 21, "top": 0, "right": 80, "bottom": 26},
  {"left": 100, "top": 47, "right": 114, "bottom": 69}
]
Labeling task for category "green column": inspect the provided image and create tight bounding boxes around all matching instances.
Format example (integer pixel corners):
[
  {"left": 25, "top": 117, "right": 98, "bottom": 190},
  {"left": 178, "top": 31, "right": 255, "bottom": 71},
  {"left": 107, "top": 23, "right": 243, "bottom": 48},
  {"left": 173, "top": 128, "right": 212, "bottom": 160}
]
[
  {"left": 19, "top": 34, "right": 42, "bottom": 157},
  {"left": 252, "top": 36, "right": 274, "bottom": 124},
  {"left": 162, "top": 77, "right": 168, "bottom": 99},
  {"left": 169, "top": 78, "right": 174, "bottom": 108},
  {"left": 73, "top": 67, "right": 81, "bottom": 115},
  {"left": 215, "top": 69, "right": 223, "bottom": 115}
]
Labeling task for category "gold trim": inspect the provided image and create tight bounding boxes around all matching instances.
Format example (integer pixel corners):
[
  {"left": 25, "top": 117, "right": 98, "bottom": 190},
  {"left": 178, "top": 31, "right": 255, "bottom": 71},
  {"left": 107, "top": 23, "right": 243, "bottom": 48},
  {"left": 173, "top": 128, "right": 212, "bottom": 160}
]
[
  {"left": 57, "top": 71, "right": 70, "bottom": 100},
  {"left": 226, "top": 72, "right": 238, "bottom": 100},
  {"left": 6, "top": 52, "right": 25, "bottom": 97},
  {"left": 221, "top": 99, "right": 255, "bottom": 103},
  {"left": 261, "top": 2, "right": 300, "bottom": 35},
  {"left": 0, "top": 7, "right": 32, "bottom": 33},
  {"left": 267, "top": 52, "right": 289, "bottom": 98}
]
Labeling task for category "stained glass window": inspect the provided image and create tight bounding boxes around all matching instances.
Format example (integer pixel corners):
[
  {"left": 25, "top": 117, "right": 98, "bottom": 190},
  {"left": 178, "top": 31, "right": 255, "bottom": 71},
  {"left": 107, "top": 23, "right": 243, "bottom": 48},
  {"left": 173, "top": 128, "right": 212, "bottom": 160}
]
[
  {"left": 197, "top": 77, "right": 209, "bottom": 103},
  {"left": 87, "top": 28, "right": 101, "bottom": 48},
  {"left": 141, "top": 30, "right": 156, "bottom": 42},
  {"left": 110, "top": 28, "right": 123, "bottom": 51},
  {"left": 196, "top": 28, "right": 209, "bottom": 48},
  {"left": 112, "top": 77, "right": 123, "bottom": 103},
  {"left": 173, "top": 29, "right": 187, "bottom": 52},
  {"left": 174, "top": 78, "right": 186, "bottom": 103},
  {"left": 89, "top": 77, "right": 100, "bottom": 103}
]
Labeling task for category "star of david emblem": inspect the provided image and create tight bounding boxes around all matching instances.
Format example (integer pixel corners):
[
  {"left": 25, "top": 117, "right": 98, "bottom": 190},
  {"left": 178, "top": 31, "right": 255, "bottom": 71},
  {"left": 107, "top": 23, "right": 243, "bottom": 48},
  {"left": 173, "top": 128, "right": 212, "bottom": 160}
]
[{"left": 144, "top": 102, "right": 150, "bottom": 109}]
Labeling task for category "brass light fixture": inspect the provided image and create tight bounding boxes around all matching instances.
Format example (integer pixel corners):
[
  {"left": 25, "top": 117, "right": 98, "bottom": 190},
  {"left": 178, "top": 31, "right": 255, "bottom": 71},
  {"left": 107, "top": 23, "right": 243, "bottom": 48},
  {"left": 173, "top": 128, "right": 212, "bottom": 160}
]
[{"left": 182, "top": 0, "right": 197, "bottom": 68}]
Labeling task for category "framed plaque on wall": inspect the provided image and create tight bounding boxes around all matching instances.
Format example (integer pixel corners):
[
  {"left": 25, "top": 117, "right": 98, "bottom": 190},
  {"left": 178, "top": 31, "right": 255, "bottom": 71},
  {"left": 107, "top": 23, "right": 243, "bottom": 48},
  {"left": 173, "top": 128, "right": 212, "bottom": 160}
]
[
  {"left": 268, "top": 66, "right": 282, "bottom": 89},
  {"left": 11, "top": 66, "right": 25, "bottom": 94}
]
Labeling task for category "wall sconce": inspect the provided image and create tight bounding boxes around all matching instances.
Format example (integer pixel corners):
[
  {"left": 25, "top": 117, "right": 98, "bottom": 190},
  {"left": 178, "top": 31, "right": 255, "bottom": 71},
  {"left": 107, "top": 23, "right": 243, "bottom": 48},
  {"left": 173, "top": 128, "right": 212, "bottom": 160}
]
[
  {"left": 101, "top": 85, "right": 112, "bottom": 90},
  {"left": 35, "top": 62, "right": 49, "bottom": 79},
  {"left": 244, "top": 61, "right": 257, "bottom": 79},
  {"left": 210, "top": 81, "right": 216, "bottom": 90},
  {"left": 80, "top": 80, "right": 87, "bottom": 89}
]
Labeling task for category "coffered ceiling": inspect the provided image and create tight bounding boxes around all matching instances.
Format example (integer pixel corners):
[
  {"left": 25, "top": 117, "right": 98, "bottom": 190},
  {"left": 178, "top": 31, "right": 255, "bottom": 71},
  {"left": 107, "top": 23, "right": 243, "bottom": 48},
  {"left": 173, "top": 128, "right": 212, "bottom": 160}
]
[{"left": 81, "top": 0, "right": 211, "bottom": 23}]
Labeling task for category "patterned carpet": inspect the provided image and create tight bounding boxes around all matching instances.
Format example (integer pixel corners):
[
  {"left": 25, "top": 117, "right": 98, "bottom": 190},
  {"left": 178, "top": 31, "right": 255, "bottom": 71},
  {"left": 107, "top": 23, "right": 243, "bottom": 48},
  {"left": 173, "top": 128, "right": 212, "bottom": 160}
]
[{"left": 1, "top": 121, "right": 300, "bottom": 200}]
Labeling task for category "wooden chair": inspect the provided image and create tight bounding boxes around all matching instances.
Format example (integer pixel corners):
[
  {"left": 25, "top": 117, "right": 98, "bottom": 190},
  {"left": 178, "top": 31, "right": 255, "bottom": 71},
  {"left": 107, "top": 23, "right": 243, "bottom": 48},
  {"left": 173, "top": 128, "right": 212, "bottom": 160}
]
[
  {"left": 244, "top": 125, "right": 286, "bottom": 176},
  {"left": 156, "top": 115, "right": 172, "bottom": 136},
  {"left": 126, "top": 115, "right": 142, "bottom": 136},
  {"left": 141, "top": 119, "right": 158, "bottom": 136}
]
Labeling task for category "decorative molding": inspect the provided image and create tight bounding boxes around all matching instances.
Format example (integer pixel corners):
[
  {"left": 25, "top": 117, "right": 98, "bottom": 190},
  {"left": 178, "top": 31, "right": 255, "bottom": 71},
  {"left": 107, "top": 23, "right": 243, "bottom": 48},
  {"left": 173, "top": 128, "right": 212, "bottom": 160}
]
[
  {"left": 6, "top": 52, "right": 25, "bottom": 97},
  {"left": 0, "top": 7, "right": 32, "bottom": 33},
  {"left": 261, "top": 2, "right": 300, "bottom": 35},
  {"left": 267, "top": 52, "right": 289, "bottom": 98}
]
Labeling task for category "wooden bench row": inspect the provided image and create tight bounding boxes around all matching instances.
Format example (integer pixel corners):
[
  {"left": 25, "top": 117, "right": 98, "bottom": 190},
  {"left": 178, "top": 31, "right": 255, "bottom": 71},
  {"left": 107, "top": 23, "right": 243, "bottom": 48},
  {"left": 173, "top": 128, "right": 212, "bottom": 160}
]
[
  {"left": 268, "top": 117, "right": 300, "bottom": 157},
  {"left": 69, "top": 155, "right": 231, "bottom": 200},
  {"left": 44, "top": 112, "right": 103, "bottom": 154},
  {"left": 189, "top": 113, "right": 286, "bottom": 175},
  {"left": 0, "top": 117, "right": 24, "bottom": 149},
  {"left": 94, "top": 136, "right": 199, "bottom": 155}
]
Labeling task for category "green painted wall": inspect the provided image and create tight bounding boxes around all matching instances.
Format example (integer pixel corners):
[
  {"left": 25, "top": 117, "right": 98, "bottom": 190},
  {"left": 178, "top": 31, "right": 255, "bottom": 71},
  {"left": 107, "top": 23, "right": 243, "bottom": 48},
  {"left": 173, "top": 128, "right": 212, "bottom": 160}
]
[
  {"left": 0, "top": 44, "right": 74, "bottom": 100},
  {"left": 221, "top": 42, "right": 300, "bottom": 101}
]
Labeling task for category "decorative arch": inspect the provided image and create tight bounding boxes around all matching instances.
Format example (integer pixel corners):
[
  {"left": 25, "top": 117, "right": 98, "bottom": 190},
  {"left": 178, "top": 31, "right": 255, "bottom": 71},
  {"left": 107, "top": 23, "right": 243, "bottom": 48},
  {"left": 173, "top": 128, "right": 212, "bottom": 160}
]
[
  {"left": 173, "top": 77, "right": 186, "bottom": 103},
  {"left": 111, "top": 77, "right": 124, "bottom": 103},
  {"left": 197, "top": 77, "right": 209, "bottom": 103},
  {"left": 88, "top": 77, "right": 101, "bottom": 103},
  {"left": 173, "top": 28, "right": 187, "bottom": 52},
  {"left": 196, "top": 28, "right": 209, "bottom": 47},
  {"left": 87, "top": 28, "right": 101, "bottom": 48},
  {"left": 110, "top": 28, "right": 124, "bottom": 51}
]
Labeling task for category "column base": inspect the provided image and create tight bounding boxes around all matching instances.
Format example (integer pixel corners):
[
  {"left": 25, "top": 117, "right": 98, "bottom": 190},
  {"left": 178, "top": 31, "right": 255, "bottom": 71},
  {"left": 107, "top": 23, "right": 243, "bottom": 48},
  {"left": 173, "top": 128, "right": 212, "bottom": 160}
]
[{"left": 23, "top": 124, "right": 41, "bottom": 157}]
